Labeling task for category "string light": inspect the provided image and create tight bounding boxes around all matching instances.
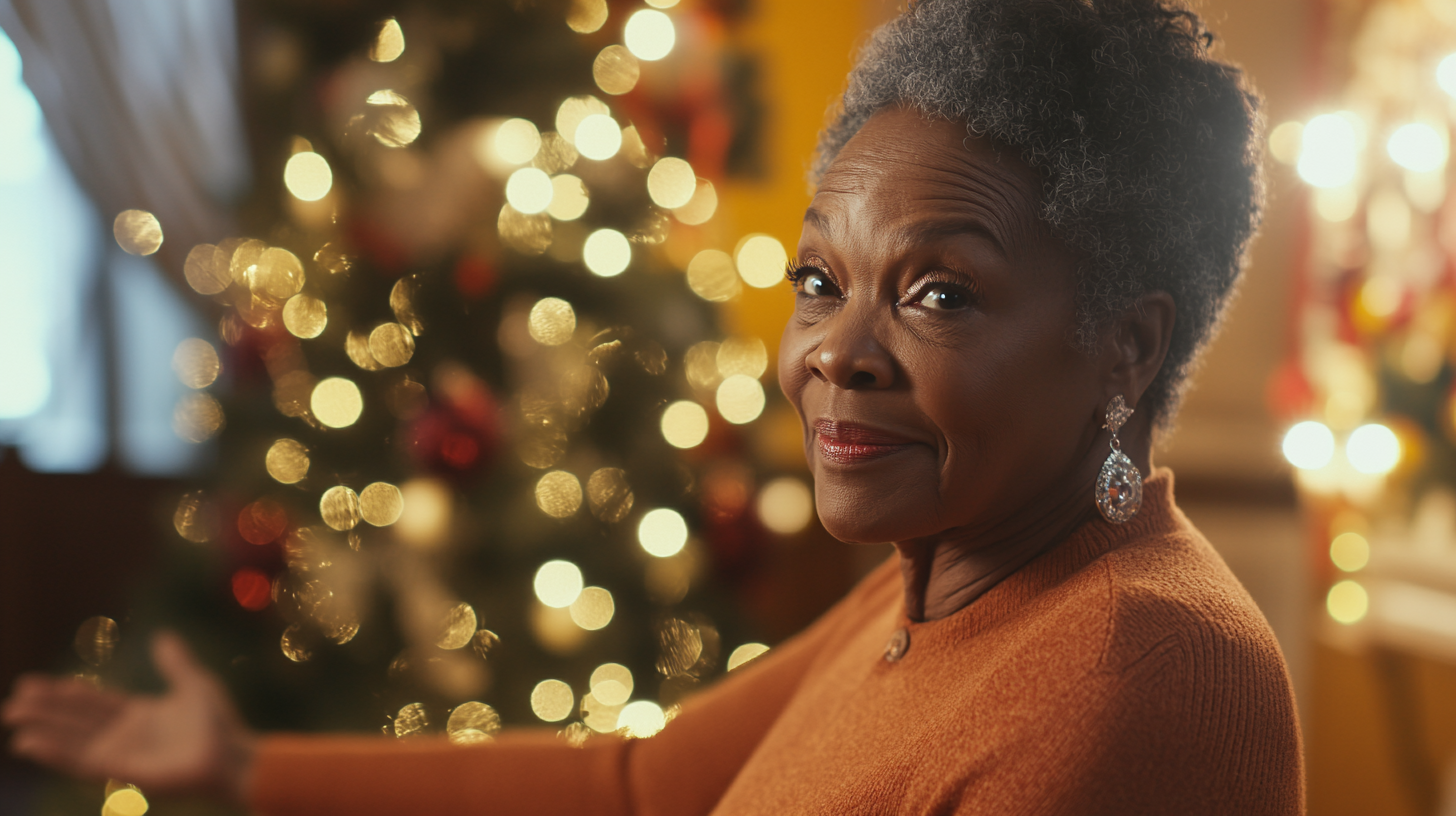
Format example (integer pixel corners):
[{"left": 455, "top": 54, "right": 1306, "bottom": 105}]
[
  {"left": 284, "top": 152, "right": 333, "bottom": 201},
  {"left": 583, "top": 228, "right": 631, "bottom": 276},
  {"left": 624, "top": 10, "right": 675, "bottom": 61},
  {"left": 1282, "top": 421, "right": 1335, "bottom": 469},
  {"left": 638, "top": 508, "right": 688, "bottom": 557}
]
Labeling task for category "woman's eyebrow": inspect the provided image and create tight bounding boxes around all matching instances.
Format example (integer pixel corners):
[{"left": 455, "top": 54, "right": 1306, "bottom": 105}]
[{"left": 899, "top": 217, "right": 1008, "bottom": 258}]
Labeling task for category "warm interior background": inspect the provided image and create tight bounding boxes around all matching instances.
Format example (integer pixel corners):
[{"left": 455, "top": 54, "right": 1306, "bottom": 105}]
[{"left": 1, "top": 1, "right": 1451, "bottom": 814}]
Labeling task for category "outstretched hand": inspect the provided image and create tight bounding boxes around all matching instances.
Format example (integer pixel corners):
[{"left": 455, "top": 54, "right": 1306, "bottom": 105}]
[{"left": 2, "top": 632, "right": 255, "bottom": 804}]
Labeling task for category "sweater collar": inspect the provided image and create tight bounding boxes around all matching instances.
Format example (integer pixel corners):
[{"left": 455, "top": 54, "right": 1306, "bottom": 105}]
[{"left": 897, "top": 468, "right": 1183, "bottom": 642}]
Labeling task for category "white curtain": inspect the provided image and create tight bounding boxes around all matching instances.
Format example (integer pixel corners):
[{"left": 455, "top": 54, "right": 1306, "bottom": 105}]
[{"left": 0, "top": 0, "right": 247, "bottom": 473}]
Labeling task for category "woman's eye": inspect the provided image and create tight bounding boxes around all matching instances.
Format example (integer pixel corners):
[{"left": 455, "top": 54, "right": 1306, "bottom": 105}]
[
  {"left": 798, "top": 272, "right": 840, "bottom": 298},
  {"left": 918, "top": 285, "right": 970, "bottom": 311}
]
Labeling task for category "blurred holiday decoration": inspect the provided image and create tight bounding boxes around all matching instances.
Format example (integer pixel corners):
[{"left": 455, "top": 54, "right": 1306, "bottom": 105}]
[
  {"left": 87, "top": 0, "right": 815, "bottom": 749},
  {"left": 1275, "top": 0, "right": 1456, "bottom": 664}
]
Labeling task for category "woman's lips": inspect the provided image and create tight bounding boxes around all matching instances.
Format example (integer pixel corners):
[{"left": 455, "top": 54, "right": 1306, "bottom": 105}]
[{"left": 814, "top": 420, "right": 915, "bottom": 464}]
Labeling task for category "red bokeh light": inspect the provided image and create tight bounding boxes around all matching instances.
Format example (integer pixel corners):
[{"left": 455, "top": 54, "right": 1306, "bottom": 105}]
[{"left": 232, "top": 568, "right": 272, "bottom": 611}]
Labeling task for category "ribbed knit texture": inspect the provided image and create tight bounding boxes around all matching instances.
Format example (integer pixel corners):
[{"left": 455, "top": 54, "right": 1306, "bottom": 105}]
[{"left": 250, "top": 469, "right": 1305, "bottom": 815}]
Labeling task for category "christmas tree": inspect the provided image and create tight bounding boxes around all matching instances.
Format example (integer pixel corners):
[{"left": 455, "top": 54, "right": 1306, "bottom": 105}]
[{"left": 78, "top": 0, "right": 823, "bottom": 785}]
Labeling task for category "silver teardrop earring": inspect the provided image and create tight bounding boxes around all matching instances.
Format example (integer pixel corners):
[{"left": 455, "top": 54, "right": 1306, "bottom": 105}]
[{"left": 1096, "top": 395, "right": 1142, "bottom": 524}]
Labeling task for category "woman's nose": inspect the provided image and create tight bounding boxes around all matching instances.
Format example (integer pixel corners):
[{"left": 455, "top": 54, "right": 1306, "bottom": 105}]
[{"left": 804, "top": 314, "right": 896, "bottom": 389}]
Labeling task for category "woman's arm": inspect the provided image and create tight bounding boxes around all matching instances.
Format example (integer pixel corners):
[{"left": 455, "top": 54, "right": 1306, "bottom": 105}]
[{"left": 249, "top": 600, "right": 844, "bottom": 816}]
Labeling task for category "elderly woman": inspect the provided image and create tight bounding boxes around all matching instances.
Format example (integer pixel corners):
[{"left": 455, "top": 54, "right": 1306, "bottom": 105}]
[{"left": 4, "top": 0, "right": 1303, "bottom": 812}]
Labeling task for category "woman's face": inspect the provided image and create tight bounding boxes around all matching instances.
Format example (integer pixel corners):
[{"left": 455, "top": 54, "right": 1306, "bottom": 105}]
[{"left": 779, "top": 106, "right": 1107, "bottom": 545}]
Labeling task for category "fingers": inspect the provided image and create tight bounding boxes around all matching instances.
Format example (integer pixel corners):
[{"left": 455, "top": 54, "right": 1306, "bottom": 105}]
[
  {"left": 4, "top": 676, "right": 125, "bottom": 728},
  {"left": 151, "top": 632, "right": 211, "bottom": 694}
]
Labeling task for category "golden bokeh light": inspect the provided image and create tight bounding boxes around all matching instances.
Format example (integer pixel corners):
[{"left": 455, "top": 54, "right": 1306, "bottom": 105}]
[
  {"left": 314, "top": 242, "right": 354, "bottom": 274},
  {"left": 393, "top": 702, "right": 428, "bottom": 737},
  {"left": 531, "top": 602, "right": 588, "bottom": 655},
  {"left": 396, "top": 478, "right": 452, "bottom": 550},
  {"left": 283, "top": 294, "right": 328, "bottom": 339},
  {"left": 716, "top": 374, "right": 766, "bottom": 424},
  {"left": 229, "top": 239, "right": 266, "bottom": 287},
  {"left": 494, "top": 118, "right": 543, "bottom": 166},
  {"left": 471, "top": 629, "right": 501, "bottom": 659},
  {"left": 536, "top": 470, "right": 584, "bottom": 518},
  {"left": 256, "top": 247, "right": 306, "bottom": 299},
  {"left": 1327, "top": 579, "right": 1369, "bottom": 624},
  {"left": 686, "top": 249, "right": 739, "bottom": 302},
  {"left": 547, "top": 174, "right": 590, "bottom": 221},
  {"left": 556, "top": 95, "right": 610, "bottom": 146},
  {"left": 647, "top": 157, "right": 695, "bottom": 209},
  {"left": 727, "top": 642, "right": 770, "bottom": 671},
  {"left": 533, "top": 131, "right": 580, "bottom": 174},
  {"left": 674, "top": 179, "right": 718, "bottom": 226},
  {"left": 656, "top": 617, "right": 702, "bottom": 676},
  {"left": 534, "top": 559, "right": 585, "bottom": 608},
  {"left": 736, "top": 234, "right": 788, "bottom": 288},
  {"left": 567, "top": 0, "right": 608, "bottom": 33},
  {"left": 716, "top": 336, "right": 768, "bottom": 378},
  {"left": 366, "top": 90, "right": 422, "bottom": 147},
  {"left": 638, "top": 508, "right": 687, "bottom": 557},
  {"left": 757, "top": 477, "right": 814, "bottom": 535},
  {"left": 582, "top": 692, "right": 626, "bottom": 733},
  {"left": 284, "top": 152, "right": 333, "bottom": 201},
  {"left": 528, "top": 297, "right": 577, "bottom": 346},
  {"left": 583, "top": 228, "right": 631, "bottom": 276},
  {"left": 574, "top": 114, "right": 622, "bottom": 161},
  {"left": 685, "top": 341, "right": 722, "bottom": 390},
  {"left": 311, "top": 377, "right": 364, "bottom": 428},
  {"left": 320, "top": 485, "right": 362, "bottom": 531},
  {"left": 172, "top": 338, "right": 220, "bottom": 389},
  {"left": 390, "top": 277, "right": 424, "bottom": 336},
  {"left": 103, "top": 788, "right": 148, "bottom": 816},
  {"left": 438, "top": 602, "right": 478, "bottom": 650},
  {"left": 590, "top": 663, "right": 634, "bottom": 705},
  {"left": 184, "top": 243, "right": 231, "bottom": 295},
  {"left": 447, "top": 702, "right": 501, "bottom": 745},
  {"left": 593, "top": 45, "right": 640, "bottom": 95},
  {"left": 346, "top": 330, "right": 383, "bottom": 371},
  {"left": 498, "top": 204, "right": 554, "bottom": 255},
  {"left": 360, "top": 482, "right": 404, "bottom": 526},
  {"left": 569, "top": 586, "right": 615, "bottom": 630},
  {"left": 661, "top": 400, "right": 710, "bottom": 449},
  {"left": 113, "top": 209, "right": 162, "bottom": 256},
  {"left": 1331, "top": 531, "right": 1370, "bottom": 572},
  {"left": 266, "top": 438, "right": 310, "bottom": 484},
  {"left": 506, "top": 167, "right": 555, "bottom": 214},
  {"left": 280, "top": 624, "right": 312, "bottom": 663},
  {"left": 620, "top": 125, "right": 650, "bottom": 168},
  {"left": 586, "top": 467, "right": 634, "bottom": 522},
  {"left": 370, "top": 18, "right": 406, "bottom": 62},
  {"left": 74, "top": 616, "right": 119, "bottom": 667},
  {"left": 617, "top": 700, "right": 667, "bottom": 738},
  {"left": 368, "top": 323, "right": 415, "bottom": 367},
  {"left": 1268, "top": 120, "right": 1303, "bottom": 165},
  {"left": 531, "top": 679, "right": 574, "bottom": 722},
  {"left": 173, "top": 393, "right": 225, "bottom": 443},
  {"left": 174, "top": 491, "right": 218, "bottom": 542},
  {"left": 624, "top": 10, "right": 675, "bottom": 61}
]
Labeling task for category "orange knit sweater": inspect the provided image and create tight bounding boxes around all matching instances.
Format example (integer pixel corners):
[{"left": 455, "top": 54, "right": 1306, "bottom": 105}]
[{"left": 250, "top": 470, "right": 1305, "bottom": 815}]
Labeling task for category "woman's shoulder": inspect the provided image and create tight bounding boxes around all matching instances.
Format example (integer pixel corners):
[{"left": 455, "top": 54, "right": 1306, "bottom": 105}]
[{"left": 1093, "top": 505, "right": 1290, "bottom": 682}]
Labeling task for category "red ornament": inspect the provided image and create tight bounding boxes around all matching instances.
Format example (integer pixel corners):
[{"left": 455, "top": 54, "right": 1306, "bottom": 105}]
[
  {"left": 403, "top": 365, "right": 502, "bottom": 479},
  {"left": 232, "top": 568, "right": 272, "bottom": 611}
]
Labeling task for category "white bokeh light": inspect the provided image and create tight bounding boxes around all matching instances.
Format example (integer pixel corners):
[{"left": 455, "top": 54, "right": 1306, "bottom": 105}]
[
  {"left": 1297, "top": 113, "right": 1360, "bottom": 188},
  {"left": 1346, "top": 423, "right": 1400, "bottom": 474},
  {"left": 1282, "top": 421, "right": 1336, "bottom": 470}
]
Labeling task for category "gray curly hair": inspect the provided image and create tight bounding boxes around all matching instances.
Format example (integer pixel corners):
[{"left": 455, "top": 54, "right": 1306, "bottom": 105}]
[{"left": 814, "top": 0, "right": 1264, "bottom": 429}]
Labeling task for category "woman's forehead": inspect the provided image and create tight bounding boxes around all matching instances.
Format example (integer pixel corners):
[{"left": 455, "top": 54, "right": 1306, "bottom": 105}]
[{"left": 807, "top": 108, "right": 1047, "bottom": 256}]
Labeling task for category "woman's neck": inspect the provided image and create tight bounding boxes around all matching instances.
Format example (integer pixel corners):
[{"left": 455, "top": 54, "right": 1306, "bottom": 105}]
[{"left": 895, "top": 423, "right": 1154, "bottom": 622}]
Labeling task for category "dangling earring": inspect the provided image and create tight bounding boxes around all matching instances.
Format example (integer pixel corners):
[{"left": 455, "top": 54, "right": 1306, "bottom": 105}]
[{"left": 1096, "top": 395, "right": 1142, "bottom": 524}]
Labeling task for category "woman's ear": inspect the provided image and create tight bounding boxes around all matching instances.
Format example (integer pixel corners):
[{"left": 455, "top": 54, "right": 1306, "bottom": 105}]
[{"left": 1107, "top": 291, "right": 1175, "bottom": 408}]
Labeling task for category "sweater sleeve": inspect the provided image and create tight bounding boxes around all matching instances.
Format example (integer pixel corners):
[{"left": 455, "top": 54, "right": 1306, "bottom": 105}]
[
  {"left": 247, "top": 559, "right": 896, "bottom": 816},
  {"left": 1018, "top": 623, "right": 1306, "bottom": 816}
]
